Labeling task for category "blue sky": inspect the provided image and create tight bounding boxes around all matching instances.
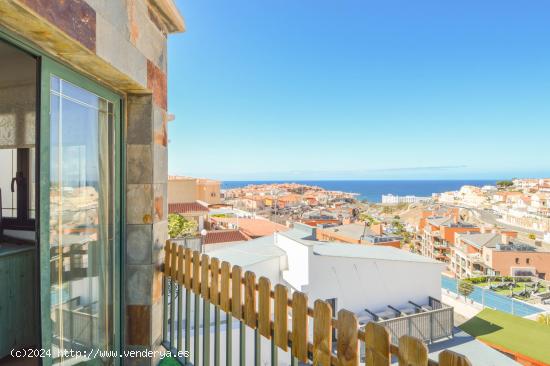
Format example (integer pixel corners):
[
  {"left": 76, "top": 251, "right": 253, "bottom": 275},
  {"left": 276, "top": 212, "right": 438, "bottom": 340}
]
[{"left": 168, "top": 0, "right": 550, "bottom": 180}]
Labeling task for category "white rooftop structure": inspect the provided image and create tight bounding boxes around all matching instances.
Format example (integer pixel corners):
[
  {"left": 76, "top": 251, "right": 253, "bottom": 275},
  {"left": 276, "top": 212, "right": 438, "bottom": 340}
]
[
  {"left": 208, "top": 224, "right": 445, "bottom": 315},
  {"left": 311, "top": 244, "right": 438, "bottom": 263}
]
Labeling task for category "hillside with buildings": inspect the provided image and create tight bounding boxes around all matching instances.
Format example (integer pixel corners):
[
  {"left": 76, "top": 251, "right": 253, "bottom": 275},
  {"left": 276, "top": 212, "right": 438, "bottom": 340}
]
[{"left": 166, "top": 175, "right": 550, "bottom": 365}]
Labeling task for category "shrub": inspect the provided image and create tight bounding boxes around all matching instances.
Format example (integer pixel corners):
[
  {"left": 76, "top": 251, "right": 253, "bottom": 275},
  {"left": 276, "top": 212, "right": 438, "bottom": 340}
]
[
  {"left": 516, "top": 277, "right": 531, "bottom": 283},
  {"left": 168, "top": 213, "right": 198, "bottom": 238},
  {"left": 467, "top": 277, "right": 487, "bottom": 284},
  {"left": 496, "top": 180, "right": 514, "bottom": 188},
  {"left": 537, "top": 314, "right": 550, "bottom": 326}
]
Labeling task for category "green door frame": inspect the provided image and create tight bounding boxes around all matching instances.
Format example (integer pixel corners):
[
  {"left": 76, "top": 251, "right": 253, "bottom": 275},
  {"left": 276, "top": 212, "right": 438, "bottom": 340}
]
[{"left": 0, "top": 27, "right": 124, "bottom": 366}]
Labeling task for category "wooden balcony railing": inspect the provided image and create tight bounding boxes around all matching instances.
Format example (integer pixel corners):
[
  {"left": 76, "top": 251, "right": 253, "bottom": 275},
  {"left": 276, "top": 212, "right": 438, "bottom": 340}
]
[{"left": 162, "top": 241, "right": 472, "bottom": 366}]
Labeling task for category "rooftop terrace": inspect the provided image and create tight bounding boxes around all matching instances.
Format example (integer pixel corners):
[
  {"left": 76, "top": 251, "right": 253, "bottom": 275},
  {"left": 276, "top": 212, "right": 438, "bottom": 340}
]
[
  {"left": 460, "top": 309, "right": 550, "bottom": 365},
  {"left": 162, "top": 242, "right": 473, "bottom": 366}
]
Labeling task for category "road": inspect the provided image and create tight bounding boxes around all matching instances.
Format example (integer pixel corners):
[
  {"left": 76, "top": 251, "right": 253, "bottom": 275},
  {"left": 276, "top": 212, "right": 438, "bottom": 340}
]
[{"left": 469, "top": 207, "right": 545, "bottom": 236}]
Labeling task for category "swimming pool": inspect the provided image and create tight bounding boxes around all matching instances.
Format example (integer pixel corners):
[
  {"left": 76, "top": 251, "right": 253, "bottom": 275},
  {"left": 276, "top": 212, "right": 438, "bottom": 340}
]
[{"left": 441, "top": 276, "right": 544, "bottom": 317}]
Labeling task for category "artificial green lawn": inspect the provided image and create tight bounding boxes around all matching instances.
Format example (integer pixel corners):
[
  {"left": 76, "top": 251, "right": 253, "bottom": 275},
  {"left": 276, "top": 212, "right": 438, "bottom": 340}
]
[
  {"left": 159, "top": 357, "right": 180, "bottom": 366},
  {"left": 460, "top": 308, "right": 550, "bottom": 364}
]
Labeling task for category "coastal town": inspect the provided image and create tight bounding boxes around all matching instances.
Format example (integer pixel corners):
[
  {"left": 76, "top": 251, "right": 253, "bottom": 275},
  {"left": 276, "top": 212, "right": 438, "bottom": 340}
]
[
  {"left": 167, "top": 175, "right": 550, "bottom": 366},
  {"left": 1, "top": 1, "right": 549, "bottom": 366}
]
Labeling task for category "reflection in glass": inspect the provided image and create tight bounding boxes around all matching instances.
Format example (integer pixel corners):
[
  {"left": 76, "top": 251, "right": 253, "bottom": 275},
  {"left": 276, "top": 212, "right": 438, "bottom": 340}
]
[
  {"left": 49, "top": 76, "right": 115, "bottom": 365},
  {"left": 0, "top": 147, "right": 35, "bottom": 219},
  {"left": 0, "top": 149, "right": 17, "bottom": 217}
]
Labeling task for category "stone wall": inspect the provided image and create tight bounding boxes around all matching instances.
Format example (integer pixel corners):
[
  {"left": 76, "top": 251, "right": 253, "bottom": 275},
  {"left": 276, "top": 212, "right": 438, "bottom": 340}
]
[
  {"left": 0, "top": 1, "right": 184, "bottom": 364},
  {"left": 126, "top": 94, "right": 168, "bottom": 362}
]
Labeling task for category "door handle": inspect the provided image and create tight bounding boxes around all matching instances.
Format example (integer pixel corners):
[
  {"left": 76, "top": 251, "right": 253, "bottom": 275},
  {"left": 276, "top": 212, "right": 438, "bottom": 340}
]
[{"left": 11, "top": 172, "right": 24, "bottom": 193}]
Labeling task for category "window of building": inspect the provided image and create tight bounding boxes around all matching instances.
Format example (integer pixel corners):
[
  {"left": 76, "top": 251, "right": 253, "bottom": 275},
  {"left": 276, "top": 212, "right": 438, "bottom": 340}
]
[
  {"left": 515, "top": 257, "right": 519, "bottom": 264},
  {"left": 526, "top": 258, "right": 530, "bottom": 264}
]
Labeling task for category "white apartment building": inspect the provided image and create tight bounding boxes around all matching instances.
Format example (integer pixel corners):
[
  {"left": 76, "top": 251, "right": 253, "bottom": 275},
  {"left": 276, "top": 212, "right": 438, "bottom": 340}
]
[
  {"left": 381, "top": 194, "right": 431, "bottom": 205},
  {"left": 438, "top": 191, "right": 459, "bottom": 205},
  {"left": 457, "top": 186, "right": 488, "bottom": 208},
  {"left": 512, "top": 178, "right": 549, "bottom": 190},
  {"left": 500, "top": 208, "right": 550, "bottom": 232},
  {"left": 531, "top": 193, "right": 550, "bottom": 216}
]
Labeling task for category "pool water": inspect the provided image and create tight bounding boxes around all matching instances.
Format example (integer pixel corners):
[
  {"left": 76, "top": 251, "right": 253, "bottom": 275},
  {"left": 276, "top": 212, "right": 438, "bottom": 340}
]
[{"left": 441, "top": 276, "right": 544, "bottom": 317}]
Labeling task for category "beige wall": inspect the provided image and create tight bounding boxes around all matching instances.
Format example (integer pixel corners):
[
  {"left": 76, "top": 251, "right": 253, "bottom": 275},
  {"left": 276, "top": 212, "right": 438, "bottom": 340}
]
[
  {"left": 168, "top": 178, "right": 221, "bottom": 204},
  {"left": 316, "top": 228, "right": 359, "bottom": 243},
  {"left": 168, "top": 179, "right": 197, "bottom": 203},
  {"left": 196, "top": 179, "right": 221, "bottom": 204}
]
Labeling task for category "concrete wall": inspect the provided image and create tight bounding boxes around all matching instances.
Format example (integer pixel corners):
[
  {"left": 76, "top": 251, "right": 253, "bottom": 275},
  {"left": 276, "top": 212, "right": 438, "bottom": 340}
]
[
  {"left": 270, "top": 233, "right": 444, "bottom": 315},
  {"left": 274, "top": 233, "right": 309, "bottom": 290},
  {"left": 306, "top": 253, "right": 445, "bottom": 314},
  {"left": 245, "top": 258, "right": 283, "bottom": 285}
]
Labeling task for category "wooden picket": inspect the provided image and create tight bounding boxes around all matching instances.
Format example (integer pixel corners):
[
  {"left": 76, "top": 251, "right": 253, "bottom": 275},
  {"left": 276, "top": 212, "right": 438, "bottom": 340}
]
[
  {"left": 231, "top": 265, "right": 243, "bottom": 319},
  {"left": 170, "top": 243, "right": 178, "bottom": 281},
  {"left": 244, "top": 271, "right": 257, "bottom": 329},
  {"left": 398, "top": 335, "right": 429, "bottom": 366},
  {"left": 258, "top": 277, "right": 272, "bottom": 339},
  {"left": 164, "top": 241, "right": 171, "bottom": 277},
  {"left": 177, "top": 246, "right": 184, "bottom": 285},
  {"left": 220, "top": 261, "right": 231, "bottom": 312},
  {"left": 365, "top": 322, "right": 391, "bottom": 366},
  {"left": 313, "top": 300, "right": 332, "bottom": 366},
  {"left": 192, "top": 251, "right": 200, "bottom": 294},
  {"left": 210, "top": 257, "right": 220, "bottom": 305},
  {"left": 161, "top": 242, "right": 472, "bottom": 366},
  {"left": 337, "top": 310, "right": 359, "bottom": 366},
  {"left": 292, "top": 291, "right": 309, "bottom": 362},
  {"left": 274, "top": 284, "right": 289, "bottom": 351},
  {"left": 439, "top": 350, "right": 472, "bottom": 366},
  {"left": 200, "top": 254, "right": 210, "bottom": 299},
  {"left": 184, "top": 248, "right": 192, "bottom": 288}
]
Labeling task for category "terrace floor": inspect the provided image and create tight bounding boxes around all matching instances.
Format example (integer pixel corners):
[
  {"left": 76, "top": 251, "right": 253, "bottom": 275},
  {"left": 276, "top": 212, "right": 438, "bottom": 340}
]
[{"left": 424, "top": 328, "right": 520, "bottom": 366}]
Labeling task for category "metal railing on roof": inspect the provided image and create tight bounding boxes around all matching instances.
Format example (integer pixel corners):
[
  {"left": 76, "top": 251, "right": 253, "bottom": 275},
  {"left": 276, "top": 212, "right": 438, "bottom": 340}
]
[{"left": 373, "top": 298, "right": 454, "bottom": 345}]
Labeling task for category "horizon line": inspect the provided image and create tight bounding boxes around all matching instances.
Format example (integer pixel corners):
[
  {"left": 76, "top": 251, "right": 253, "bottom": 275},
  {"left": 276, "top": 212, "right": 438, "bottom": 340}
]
[{"left": 218, "top": 178, "right": 506, "bottom": 182}]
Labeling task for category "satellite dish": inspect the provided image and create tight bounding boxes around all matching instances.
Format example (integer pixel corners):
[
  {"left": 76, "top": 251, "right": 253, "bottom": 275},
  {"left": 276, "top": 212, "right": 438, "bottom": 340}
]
[{"left": 201, "top": 229, "right": 208, "bottom": 236}]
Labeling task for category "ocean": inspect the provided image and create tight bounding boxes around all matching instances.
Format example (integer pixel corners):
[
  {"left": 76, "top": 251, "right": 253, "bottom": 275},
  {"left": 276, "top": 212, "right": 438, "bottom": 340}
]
[{"left": 221, "top": 180, "right": 496, "bottom": 203}]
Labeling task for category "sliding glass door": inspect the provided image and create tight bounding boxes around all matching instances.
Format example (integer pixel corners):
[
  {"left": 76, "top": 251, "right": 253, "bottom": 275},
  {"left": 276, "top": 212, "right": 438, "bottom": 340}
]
[{"left": 41, "top": 59, "right": 121, "bottom": 365}]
